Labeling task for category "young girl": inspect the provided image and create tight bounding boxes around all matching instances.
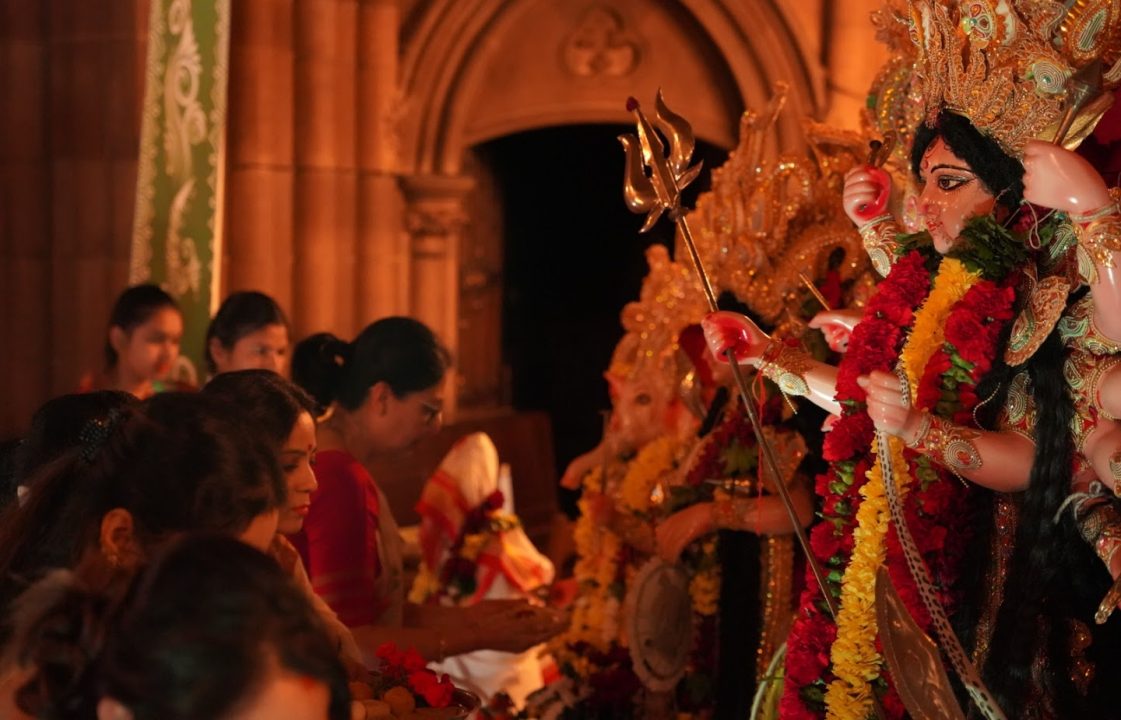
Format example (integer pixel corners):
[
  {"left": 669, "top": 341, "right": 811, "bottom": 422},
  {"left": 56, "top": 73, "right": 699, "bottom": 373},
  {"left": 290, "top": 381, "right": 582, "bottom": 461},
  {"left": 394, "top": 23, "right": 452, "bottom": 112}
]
[
  {"left": 83, "top": 285, "right": 186, "bottom": 398},
  {"left": 206, "top": 291, "right": 291, "bottom": 376}
]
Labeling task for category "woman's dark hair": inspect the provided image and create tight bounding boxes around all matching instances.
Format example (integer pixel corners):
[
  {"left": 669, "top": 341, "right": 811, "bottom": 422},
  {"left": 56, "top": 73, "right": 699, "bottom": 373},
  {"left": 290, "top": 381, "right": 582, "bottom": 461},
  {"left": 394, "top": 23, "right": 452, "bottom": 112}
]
[
  {"left": 205, "top": 291, "right": 290, "bottom": 374},
  {"left": 104, "top": 285, "right": 180, "bottom": 369},
  {"left": 911, "top": 109, "right": 1025, "bottom": 212},
  {"left": 14, "top": 391, "right": 138, "bottom": 486},
  {"left": 292, "top": 317, "right": 451, "bottom": 413},
  {"left": 12, "top": 534, "right": 351, "bottom": 720},
  {"left": 0, "top": 393, "right": 285, "bottom": 618},
  {"left": 203, "top": 370, "right": 317, "bottom": 448}
]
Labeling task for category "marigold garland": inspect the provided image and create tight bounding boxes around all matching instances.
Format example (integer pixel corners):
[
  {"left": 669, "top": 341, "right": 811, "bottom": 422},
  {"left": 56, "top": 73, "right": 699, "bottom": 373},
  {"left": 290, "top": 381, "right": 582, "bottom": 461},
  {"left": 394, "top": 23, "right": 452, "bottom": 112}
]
[
  {"left": 781, "top": 243, "right": 1018, "bottom": 720},
  {"left": 825, "top": 258, "right": 980, "bottom": 718},
  {"left": 617, "top": 435, "right": 680, "bottom": 513}
]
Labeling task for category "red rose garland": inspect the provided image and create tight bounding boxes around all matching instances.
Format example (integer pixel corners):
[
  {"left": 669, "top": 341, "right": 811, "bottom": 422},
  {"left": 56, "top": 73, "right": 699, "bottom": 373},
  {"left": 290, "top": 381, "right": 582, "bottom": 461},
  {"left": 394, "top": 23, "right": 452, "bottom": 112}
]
[{"left": 780, "top": 252, "right": 1017, "bottom": 719}]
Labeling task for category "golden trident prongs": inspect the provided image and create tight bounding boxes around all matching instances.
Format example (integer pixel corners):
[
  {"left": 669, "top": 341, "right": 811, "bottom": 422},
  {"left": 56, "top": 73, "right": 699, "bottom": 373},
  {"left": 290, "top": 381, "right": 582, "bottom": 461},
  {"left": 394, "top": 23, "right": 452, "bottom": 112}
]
[{"left": 618, "top": 91, "right": 840, "bottom": 622}]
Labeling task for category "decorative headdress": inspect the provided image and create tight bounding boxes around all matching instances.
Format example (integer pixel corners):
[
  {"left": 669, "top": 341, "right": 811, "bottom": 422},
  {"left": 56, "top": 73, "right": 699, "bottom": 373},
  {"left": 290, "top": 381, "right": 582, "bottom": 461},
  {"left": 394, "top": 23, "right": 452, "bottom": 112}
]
[
  {"left": 909, "top": 0, "right": 1121, "bottom": 155},
  {"left": 609, "top": 244, "right": 708, "bottom": 384}
]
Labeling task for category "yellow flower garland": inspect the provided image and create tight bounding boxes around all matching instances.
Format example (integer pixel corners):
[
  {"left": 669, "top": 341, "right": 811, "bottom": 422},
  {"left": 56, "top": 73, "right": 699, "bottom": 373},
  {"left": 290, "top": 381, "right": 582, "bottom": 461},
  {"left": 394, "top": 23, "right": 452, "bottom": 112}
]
[
  {"left": 824, "top": 258, "right": 980, "bottom": 720},
  {"left": 689, "top": 537, "right": 721, "bottom": 617},
  {"left": 617, "top": 435, "right": 680, "bottom": 513},
  {"left": 567, "top": 468, "right": 624, "bottom": 650}
]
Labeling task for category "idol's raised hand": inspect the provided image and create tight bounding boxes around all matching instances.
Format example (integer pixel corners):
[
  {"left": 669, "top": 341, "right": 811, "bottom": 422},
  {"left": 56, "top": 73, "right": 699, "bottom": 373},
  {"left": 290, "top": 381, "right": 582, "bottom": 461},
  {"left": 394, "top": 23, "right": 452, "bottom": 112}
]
[
  {"left": 808, "top": 309, "right": 863, "bottom": 353},
  {"left": 843, "top": 165, "right": 892, "bottom": 226},
  {"left": 700, "top": 311, "right": 769, "bottom": 366},
  {"left": 1022, "top": 139, "right": 1112, "bottom": 215}
]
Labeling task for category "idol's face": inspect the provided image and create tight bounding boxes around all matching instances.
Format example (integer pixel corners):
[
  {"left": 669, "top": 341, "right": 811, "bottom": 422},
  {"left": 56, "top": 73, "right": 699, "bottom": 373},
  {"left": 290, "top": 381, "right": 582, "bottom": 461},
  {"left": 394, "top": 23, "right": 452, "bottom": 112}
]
[{"left": 917, "top": 138, "right": 997, "bottom": 253}]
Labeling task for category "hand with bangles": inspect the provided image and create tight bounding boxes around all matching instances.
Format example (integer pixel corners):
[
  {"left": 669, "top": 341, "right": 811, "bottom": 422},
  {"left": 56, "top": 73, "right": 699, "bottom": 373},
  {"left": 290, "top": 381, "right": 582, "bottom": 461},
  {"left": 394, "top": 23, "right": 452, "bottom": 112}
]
[{"left": 855, "top": 370, "right": 924, "bottom": 442}]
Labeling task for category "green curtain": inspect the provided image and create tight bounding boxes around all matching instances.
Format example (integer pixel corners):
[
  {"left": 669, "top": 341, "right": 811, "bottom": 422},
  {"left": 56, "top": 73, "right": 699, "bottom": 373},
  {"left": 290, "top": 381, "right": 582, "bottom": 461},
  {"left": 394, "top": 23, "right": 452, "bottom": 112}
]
[{"left": 129, "top": 0, "right": 230, "bottom": 385}]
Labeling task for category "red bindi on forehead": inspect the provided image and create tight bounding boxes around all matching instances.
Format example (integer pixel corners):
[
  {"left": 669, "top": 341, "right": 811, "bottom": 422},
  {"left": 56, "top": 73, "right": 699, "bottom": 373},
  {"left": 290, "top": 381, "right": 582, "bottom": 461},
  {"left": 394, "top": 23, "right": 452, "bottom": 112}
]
[{"left": 921, "top": 145, "right": 935, "bottom": 172}]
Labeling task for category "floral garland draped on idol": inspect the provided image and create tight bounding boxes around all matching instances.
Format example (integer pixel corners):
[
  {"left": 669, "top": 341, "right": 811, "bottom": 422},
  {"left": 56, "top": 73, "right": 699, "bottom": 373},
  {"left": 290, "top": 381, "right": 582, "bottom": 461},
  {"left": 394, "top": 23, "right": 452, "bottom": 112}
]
[
  {"left": 778, "top": 2, "right": 1121, "bottom": 719},
  {"left": 546, "top": 85, "right": 877, "bottom": 718}
]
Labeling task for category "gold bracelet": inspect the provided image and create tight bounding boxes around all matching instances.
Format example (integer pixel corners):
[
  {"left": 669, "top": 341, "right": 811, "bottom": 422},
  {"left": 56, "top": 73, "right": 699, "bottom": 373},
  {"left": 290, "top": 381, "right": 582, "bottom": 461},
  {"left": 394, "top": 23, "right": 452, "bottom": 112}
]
[
  {"left": 712, "top": 491, "right": 757, "bottom": 531},
  {"left": 1072, "top": 499, "right": 1121, "bottom": 563},
  {"left": 1095, "top": 576, "right": 1121, "bottom": 625},
  {"left": 904, "top": 413, "right": 982, "bottom": 473},
  {"left": 1070, "top": 202, "right": 1121, "bottom": 223},
  {"left": 758, "top": 341, "right": 814, "bottom": 398},
  {"left": 858, "top": 215, "right": 899, "bottom": 278},
  {"left": 1110, "top": 453, "right": 1121, "bottom": 496},
  {"left": 1073, "top": 207, "right": 1121, "bottom": 269}
]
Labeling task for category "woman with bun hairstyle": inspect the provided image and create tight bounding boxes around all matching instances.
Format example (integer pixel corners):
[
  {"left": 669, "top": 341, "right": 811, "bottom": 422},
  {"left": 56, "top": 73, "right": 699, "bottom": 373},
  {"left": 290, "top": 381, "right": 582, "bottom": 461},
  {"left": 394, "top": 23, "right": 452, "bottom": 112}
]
[
  {"left": 291, "top": 317, "right": 564, "bottom": 665},
  {"left": 206, "top": 291, "right": 291, "bottom": 376},
  {"left": 9, "top": 534, "right": 351, "bottom": 720}
]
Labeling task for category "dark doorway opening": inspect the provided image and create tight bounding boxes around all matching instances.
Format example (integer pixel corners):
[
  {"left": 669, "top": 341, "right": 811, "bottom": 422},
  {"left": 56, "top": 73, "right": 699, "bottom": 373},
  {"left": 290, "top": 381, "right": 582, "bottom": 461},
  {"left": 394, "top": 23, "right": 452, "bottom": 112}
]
[{"left": 478, "top": 124, "right": 727, "bottom": 511}]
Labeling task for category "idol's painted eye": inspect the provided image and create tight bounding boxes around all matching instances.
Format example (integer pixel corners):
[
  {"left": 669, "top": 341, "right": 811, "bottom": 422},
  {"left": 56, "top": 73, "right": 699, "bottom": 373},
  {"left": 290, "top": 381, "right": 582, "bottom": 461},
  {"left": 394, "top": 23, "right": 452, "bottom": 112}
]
[
  {"left": 936, "top": 174, "right": 973, "bottom": 192},
  {"left": 634, "top": 393, "right": 652, "bottom": 406}
]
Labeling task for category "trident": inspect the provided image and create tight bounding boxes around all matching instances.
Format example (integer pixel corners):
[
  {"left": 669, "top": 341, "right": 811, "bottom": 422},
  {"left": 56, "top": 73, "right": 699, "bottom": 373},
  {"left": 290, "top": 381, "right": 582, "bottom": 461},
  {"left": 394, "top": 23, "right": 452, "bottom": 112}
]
[{"left": 618, "top": 91, "right": 840, "bottom": 621}]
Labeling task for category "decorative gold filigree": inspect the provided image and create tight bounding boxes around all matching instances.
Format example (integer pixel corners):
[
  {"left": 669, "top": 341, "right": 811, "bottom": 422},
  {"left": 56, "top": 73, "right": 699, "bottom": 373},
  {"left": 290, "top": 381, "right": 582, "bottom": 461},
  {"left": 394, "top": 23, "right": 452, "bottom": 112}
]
[
  {"left": 1073, "top": 206, "right": 1121, "bottom": 269},
  {"left": 686, "top": 85, "right": 870, "bottom": 327},
  {"left": 905, "top": 412, "right": 983, "bottom": 473},
  {"left": 910, "top": 0, "right": 1121, "bottom": 156},
  {"left": 859, "top": 215, "right": 902, "bottom": 277},
  {"left": 758, "top": 341, "right": 815, "bottom": 398},
  {"left": 1005, "top": 266, "right": 1071, "bottom": 366}
]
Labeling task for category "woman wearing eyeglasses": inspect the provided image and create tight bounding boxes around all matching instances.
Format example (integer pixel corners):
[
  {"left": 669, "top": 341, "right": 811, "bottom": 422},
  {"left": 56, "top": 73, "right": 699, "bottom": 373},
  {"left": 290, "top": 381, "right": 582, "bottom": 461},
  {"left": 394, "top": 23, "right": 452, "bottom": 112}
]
[{"left": 291, "top": 318, "right": 564, "bottom": 668}]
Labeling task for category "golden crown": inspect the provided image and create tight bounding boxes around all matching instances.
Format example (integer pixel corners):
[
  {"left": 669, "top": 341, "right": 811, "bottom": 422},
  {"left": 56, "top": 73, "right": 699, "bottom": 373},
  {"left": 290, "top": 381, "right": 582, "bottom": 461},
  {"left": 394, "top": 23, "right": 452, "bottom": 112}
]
[{"left": 909, "top": 0, "right": 1121, "bottom": 155}]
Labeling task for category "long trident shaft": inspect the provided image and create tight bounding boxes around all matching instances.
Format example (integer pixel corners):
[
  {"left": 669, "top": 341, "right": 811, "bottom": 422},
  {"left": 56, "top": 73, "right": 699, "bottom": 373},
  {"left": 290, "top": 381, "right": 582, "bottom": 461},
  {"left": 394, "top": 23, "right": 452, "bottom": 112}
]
[{"left": 620, "top": 93, "right": 839, "bottom": 621}]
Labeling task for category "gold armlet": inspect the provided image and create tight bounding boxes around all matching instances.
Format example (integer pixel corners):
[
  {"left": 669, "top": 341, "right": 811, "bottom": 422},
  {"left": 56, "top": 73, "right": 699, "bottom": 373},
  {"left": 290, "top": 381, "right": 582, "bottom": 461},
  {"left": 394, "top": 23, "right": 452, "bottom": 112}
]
[
  {"left": 1073, "top": 500, "right": 1121, "bottom": 566},
  {"left": 1073, "top": 204, "right": 1121, "bottom": 269},
  {"left": 858, "top": 215, "right": 899, "bottom": 278},
  {"left": 712, "top": 491, "right": 756, "bottom": 531},
  {"left": 1057, "top": 487, "right": 1121, "bottom": 623},
  {"left": 904, "top": 413, "right": 983, "bottom": 473},
  {"left": 1091, "top": 356, "right": 1121, "bottom": 422},
  {"left": 758, "top": 341, "right": 814, "bottom": 398}
]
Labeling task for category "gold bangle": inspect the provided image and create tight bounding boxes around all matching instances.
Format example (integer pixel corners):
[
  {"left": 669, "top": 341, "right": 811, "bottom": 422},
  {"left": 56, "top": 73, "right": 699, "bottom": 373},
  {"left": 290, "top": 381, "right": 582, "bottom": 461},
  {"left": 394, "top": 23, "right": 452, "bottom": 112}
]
[
  {"left": 1070, "top": 202, "right": 1120, "bottom": 223},
  {"left": 711, "top": 492, "right": 757, "bottom": 532},
  {"left": 1073, "top": 210, "right": 1121, "bottom": 269},
  {"left": 904, "top": 413, "right": 982, "bottom": 473},
  {"left": 1095, "top": 576, "right": 1121, "bottom": 625},
  {"left": 858, "top": 215, "right": 899, "bottom": 278},
  {"left": 758, "top": 341, "right": 814, "bottom": 398}
]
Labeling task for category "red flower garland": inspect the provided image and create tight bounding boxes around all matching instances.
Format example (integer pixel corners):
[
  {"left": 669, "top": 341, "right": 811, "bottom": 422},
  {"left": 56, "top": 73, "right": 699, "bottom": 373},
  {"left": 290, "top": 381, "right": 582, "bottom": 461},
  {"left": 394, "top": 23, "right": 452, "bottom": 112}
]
[{"left": 780, "top": 253, "right": 1017, "bottom": 719}]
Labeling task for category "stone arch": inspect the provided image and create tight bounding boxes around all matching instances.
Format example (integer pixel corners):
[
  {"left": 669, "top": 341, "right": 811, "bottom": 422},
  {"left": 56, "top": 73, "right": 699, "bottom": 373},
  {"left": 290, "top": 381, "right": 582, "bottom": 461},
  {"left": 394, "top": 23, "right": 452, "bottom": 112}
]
[
  {"left": 399, "top": 0, "right": 823, "bottom": 175},
  {"left": 394, "top": 0, "right": 824, "bottom": 414}
]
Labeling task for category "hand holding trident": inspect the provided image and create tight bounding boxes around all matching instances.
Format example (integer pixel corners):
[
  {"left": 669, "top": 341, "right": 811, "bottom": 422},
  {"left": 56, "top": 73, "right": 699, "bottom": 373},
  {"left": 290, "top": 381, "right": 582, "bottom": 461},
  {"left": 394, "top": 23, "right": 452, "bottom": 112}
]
[{"left": 618, "top": 91, "right": 840, "bottom": 622}]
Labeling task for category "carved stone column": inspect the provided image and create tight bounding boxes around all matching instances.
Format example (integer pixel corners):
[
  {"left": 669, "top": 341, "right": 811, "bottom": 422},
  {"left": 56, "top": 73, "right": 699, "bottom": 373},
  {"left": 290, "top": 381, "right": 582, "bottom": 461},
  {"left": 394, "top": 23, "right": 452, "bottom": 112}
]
[
  {"left": 402, "top": 174, "right": 474, "bottom": 418},
  {"left": 293, "top": 0, "right": 357, "bottom": 337},
  {"left": 0, "top": 0, "right": 50, "bottom": 433},
  {"left": 226, "top": 0, "right": 295, "bottom": 308},
  {"left": 357, "top": 0, "right": 407, "bottom": 325}
]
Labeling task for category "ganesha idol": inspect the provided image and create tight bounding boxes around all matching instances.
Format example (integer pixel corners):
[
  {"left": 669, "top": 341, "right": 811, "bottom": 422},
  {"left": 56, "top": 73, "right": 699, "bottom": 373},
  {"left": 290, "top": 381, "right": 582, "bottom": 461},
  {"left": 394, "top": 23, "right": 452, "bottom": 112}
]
[{"left": 703, "top": 2, "right": 1121, "bottom": 718}]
